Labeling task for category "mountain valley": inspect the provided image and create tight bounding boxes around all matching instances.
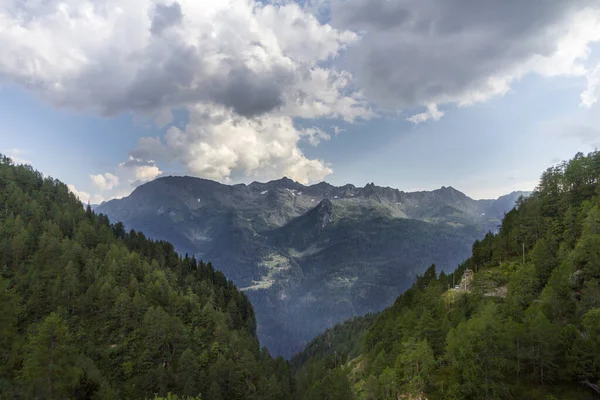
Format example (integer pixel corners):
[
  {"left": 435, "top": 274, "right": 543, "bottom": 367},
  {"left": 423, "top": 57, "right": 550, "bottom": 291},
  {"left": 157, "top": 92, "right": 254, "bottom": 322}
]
[{"left": 97, "top": 177, "right": 528, "bottom": 357}]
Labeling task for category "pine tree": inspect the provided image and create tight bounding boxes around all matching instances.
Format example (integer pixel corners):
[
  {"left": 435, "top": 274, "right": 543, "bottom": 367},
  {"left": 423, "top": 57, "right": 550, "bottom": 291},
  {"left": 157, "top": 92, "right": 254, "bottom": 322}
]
[{"left": 21, "top": 312, "right": 82, "bottom": 399}]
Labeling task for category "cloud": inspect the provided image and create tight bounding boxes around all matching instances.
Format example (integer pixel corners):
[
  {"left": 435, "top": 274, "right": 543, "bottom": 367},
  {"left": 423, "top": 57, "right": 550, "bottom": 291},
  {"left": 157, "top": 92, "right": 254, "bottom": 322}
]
[
  {"left": 90, "top": 172, "right": 120, "bottom": 191},
  {"left": 3, "top": 0, "right": 599, "bottom": 191},
  {"left": 4, "top": 148, "right": 31, "bottom": 165},
  {"left": 328, "top": 0, "right": 600, "bottom": 113},
  {"left": 135, "top": 165, "right": 163, "bottom": 182},
  {"left": 0, "top": 0, "right": 366, "bottom": 120},
  {"left": 154, "top": 109, "right": 174, "bottom": 128},
  {"left": 116, "top": 157, "right": 164, "bottom": 186},
  {"left": 133, "top": 103, "right": 333, "bottom": 184},
  {"left": 67, "top": 184, "right": 104, "bottom": 205},
  {"left": 302, "top": 127, "right": 331, "bottom": 146},
  {"left": 407, "top": 104, "right": 444, "bottom": 124},
  {"left": 581, "top": 64, "right": 600, "bottom": 107},
  {"left": 82, "top": 157, "right": 163, "bottom": 203},
  {"left": 332, "top": 125, "right": 345, "bottom": 135},
  {"left": 0, "top": 0, "right": 371, "bottom": 185},
  {"left": 150, "top": 2, "right": 183, "bottom": 36}
]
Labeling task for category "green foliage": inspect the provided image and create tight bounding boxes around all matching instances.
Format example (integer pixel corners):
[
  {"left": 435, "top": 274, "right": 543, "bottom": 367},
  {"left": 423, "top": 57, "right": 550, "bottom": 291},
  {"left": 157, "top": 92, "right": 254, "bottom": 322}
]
[
  {"left": 21, "top": 312, "right": 82, "bottom": 399},
  {"left": 300, "top": 367, "right": 355, "bottom": 400},
  {"left": 395, "top": 339, "right": 435, "bottom": 396},
  {"left": 0, "top": 155, "right": 291, "bottom": 399},
  {"left": 149, "top": 393, "right": 202, "bottom": 400},
  {"left": 293, "top": 150, "right": 600, "bottom": 400}
]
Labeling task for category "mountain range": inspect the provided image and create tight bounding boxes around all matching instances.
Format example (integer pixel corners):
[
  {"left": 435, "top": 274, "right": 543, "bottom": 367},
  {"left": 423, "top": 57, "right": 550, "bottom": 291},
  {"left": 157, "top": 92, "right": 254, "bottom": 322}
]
[{"left": 97, "top": 176, "right": 529, "bottom": 357}]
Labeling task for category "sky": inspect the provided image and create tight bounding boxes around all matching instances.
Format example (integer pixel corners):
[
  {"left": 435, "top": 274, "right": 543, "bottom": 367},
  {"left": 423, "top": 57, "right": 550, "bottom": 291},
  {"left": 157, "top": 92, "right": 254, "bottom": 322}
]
[{"left": 1, "top": 0, "right": 600, "bottom": 203}]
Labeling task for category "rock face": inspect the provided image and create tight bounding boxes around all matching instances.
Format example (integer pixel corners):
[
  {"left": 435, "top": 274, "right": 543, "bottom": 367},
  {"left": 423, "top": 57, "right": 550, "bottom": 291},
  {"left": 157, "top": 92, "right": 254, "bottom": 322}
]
[{"left": 97, "top": 176, "right": 529, "bottom": 357}]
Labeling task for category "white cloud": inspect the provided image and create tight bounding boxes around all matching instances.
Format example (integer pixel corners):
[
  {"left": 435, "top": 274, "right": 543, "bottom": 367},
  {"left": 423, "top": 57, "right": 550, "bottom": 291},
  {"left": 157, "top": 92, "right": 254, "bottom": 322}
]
[
  {"left": 406, "top": 104, "right": 444, "bottom": 124},
  {"left": 2, "top": 0, "right": 600, "bottom": 191},
  {"left": 135, "top": 164, "right": 163, "bottom": 182},
  {"left": 332, "top": 125, "right": 345, "bottom": 135},
  {"left": 90, "top": 172, "right": 120, "bottom": 191},
  {"left": 67, "top": 184, "right": 104, "bottom": 204},
  {"left": 135, "top": 103, "right": 332, "bottom": 184},
  {"left": 4, "top": 148, "right": 31, "bottom": 165},
  {"left": 116, "top": 156, "right": 164, "bottom": 185},
  {"left": 0, "top": 0, "right": 367, "bottom": 120},
  {"left": 0, "top": 0, "right": 371, "bottom": 184},
  {"left": 80, "top": 158, "right": 163, "bottom": 204},
  {"left": 581, "top": 64, "right": 600, "bottom": 108},
  {"left": 302, "top": 127, "right": 331, "bottom": 146}
]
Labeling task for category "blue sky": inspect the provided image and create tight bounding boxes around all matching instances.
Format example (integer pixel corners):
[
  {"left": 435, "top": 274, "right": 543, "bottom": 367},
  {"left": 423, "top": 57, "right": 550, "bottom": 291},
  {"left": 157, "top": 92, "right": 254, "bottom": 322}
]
[{"left": 1, "top": 0, "right": 599, "bottom": 202}]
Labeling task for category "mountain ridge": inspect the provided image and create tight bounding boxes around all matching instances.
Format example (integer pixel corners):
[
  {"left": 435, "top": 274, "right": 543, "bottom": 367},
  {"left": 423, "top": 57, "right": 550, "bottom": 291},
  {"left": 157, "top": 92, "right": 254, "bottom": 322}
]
[{"left": 97, "top": 175, "right": 530, "bottom": 357}]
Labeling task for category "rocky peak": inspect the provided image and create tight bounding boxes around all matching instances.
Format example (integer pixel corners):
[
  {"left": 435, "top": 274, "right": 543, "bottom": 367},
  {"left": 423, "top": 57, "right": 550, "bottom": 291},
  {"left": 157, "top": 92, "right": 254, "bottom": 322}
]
[
  {"left": 266, "top": 177, "right": 302, "bottom": 190},
  {"left": 314, "top": 199, "right": 334, "bottom": 229},
  {"left": 434, "top": 185, "right": 468, "bottom": 201}
]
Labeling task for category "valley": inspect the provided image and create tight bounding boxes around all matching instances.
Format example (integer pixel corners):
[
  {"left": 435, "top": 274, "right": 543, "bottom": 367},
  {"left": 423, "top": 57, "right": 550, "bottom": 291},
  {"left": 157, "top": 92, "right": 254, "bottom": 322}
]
[{"left": 97, "top": 177, "right": 528, "bottom": 357}]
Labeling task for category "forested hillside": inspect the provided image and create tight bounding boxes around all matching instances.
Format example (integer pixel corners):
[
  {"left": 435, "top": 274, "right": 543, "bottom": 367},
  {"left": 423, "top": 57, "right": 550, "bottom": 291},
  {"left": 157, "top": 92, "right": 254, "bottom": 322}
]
[
  {"left": 293, "top": 151, "right": 600, "bottom": 400},
  {"left": 0, "top": 154, "right": 291, "bottom": 399},
  {"left": 97, "top": 172, "right": 525, "bottom": 358}
]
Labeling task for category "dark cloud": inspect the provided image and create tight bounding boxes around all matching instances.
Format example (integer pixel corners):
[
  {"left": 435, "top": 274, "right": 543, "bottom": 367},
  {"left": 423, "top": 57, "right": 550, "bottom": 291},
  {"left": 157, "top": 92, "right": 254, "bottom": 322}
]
[
  {"left": 207, "top": 63, "right": 295, "bottom": 117},
  {"left": 150, "top": 2, "right": 183, "bottom": 35},
  {"left": 329, "top": 0, "right": 597, "bottom": 108},
  {"left": 86, "top": 42, "right": 292, "bottom": 118}
]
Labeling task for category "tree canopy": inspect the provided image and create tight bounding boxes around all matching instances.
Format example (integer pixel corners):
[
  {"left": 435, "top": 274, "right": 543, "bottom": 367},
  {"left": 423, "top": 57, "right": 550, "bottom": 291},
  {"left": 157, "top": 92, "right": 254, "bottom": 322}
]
[
  {"left": 0, "top": 154, "right": 292, "bottom": 399},
  {"left": 293, "top": 150, "right": 600, "bottom": 400}
]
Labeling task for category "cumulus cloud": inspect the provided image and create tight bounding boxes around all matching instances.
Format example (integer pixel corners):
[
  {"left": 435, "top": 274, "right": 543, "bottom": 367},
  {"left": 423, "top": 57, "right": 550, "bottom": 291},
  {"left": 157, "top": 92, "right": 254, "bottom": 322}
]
[
  {"left": 67, "top": 184, "right": 104, "bottom": 204},
  {"left": 2, "top": 0, "right": 600, "bottom": 189},
  {"left": 0, "top": 0, "right": 366, "bottom": 120},
  {"left": 0, "top": 0, "right": 371, "bottom": 185},
  {"left": 90, "top": 172, "right": 120, "bottom": 191},
  {"left": 581, "top": 64, "right": 600, "bottom": 108},
  {"left": 116, "top": 157, "right": 164, "bottom": 186},
  {"left": 328, "top": 0, "right": 600, "bottom": 113},
  {"left": 150, "top": 2, "right": 183, "bottom": 36},
  {"left": 83, "top": 157, "right": 163, "bottom": 202},
  {"left": 133, "top": 103, "right": 332, "bottom": 184}
]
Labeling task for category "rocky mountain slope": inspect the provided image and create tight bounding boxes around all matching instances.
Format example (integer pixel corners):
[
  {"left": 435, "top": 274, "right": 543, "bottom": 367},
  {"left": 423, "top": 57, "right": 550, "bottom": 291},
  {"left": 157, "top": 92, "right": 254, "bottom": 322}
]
[{"left": 97, "top": 177, "right": 528, "bottom": 357}]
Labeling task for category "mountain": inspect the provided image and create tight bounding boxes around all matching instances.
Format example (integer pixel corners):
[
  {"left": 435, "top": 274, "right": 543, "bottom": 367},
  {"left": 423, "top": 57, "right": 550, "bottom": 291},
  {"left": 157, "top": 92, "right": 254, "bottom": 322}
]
[
  {"left": 292, "top": 151, "right": 600, "bottom": 400},
  {"left": 0, "top": 155, "right": 292, "bottom": 399},
  {"left": 97, "top": 176, "right": 529, "bottom": 357}
]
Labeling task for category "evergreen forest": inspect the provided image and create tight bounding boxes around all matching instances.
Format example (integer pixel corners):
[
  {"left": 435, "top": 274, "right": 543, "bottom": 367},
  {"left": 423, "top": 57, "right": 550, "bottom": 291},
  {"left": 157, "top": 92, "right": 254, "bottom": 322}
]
[
  {"left": 3, "top": 150, "right": 600, "bottom": 399},
  {"left": 0, "top": 155, "right": 292, "bottom": 399},
  {"left": 292, "top": 151, "right": 600, "bottom": 400}
]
